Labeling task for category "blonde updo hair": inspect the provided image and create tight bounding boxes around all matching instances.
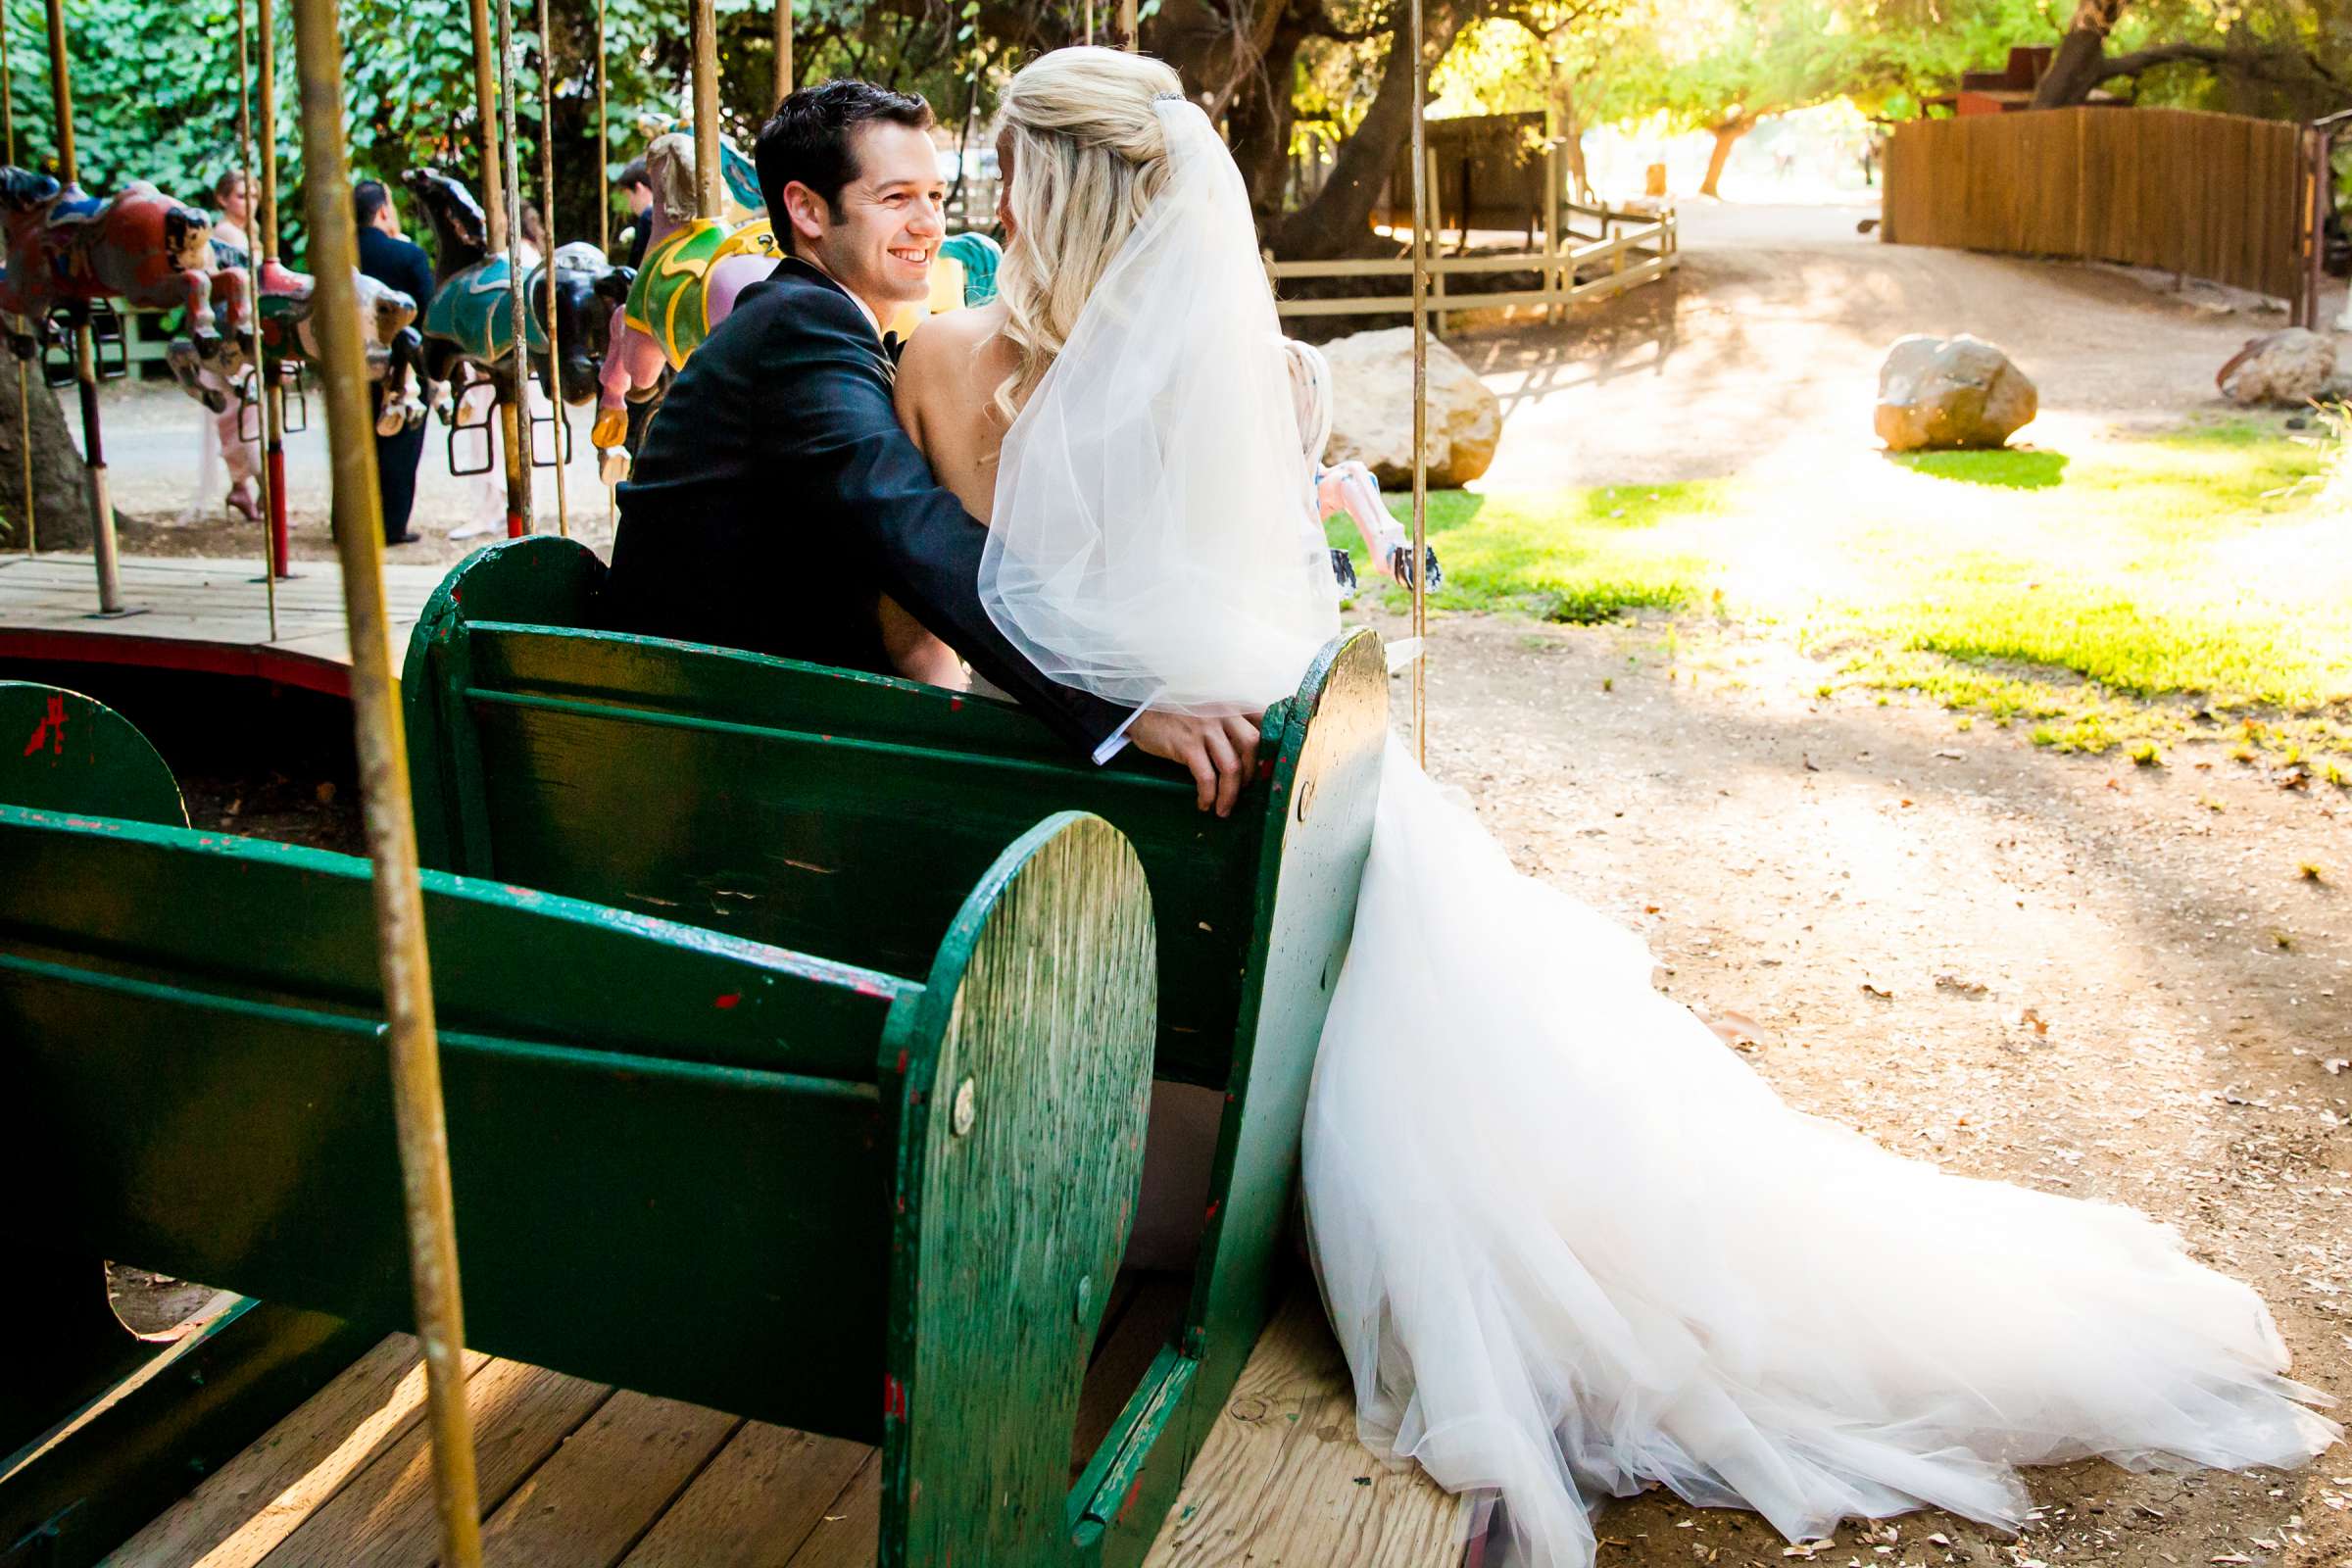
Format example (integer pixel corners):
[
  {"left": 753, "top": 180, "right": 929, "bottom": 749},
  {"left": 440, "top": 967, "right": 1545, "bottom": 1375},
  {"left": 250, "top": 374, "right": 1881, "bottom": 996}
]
[{"left": 992, "top": 46, "right": 1186, "bottom": 422}]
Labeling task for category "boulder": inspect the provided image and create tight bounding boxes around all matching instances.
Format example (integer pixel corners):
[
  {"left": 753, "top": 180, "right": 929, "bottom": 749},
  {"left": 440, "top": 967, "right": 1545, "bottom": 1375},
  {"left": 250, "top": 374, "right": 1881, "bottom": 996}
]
[
  {"left": 1874, "top": 334, "right": 2038, "bottom": 452},
  {"left": 2217, "top": 327, "right": 2335, "bottom": 407},
  {"left": 1319, "top": 327, "right": 1503, "bottom": 487}
]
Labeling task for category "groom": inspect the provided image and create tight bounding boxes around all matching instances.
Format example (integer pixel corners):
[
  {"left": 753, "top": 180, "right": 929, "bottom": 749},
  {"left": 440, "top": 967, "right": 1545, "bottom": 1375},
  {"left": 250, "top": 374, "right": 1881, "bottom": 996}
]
[{"left": 606, "top": 80, "right": 1262, "bottom": 813}]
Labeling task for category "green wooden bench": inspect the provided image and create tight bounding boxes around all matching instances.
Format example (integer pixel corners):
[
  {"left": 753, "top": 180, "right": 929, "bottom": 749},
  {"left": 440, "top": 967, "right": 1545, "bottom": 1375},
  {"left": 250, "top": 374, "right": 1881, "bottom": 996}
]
[
  {"left": 400, "top": 536, "right": 1390, "bottom": 1560},
  {"left": 0, "top": 680, "right": 186, "bottom": 827},
  {"left": 0, "top": 684, "right": 1161, "bottom": 1568}
]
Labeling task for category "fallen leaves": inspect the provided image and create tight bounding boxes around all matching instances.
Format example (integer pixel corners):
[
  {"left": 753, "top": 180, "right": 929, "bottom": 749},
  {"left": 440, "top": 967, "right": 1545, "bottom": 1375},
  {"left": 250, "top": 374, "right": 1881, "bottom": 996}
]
[
  {"left": 1861, "top": 980, "right": 1895, "bottom": 1000},
  {"left": 2011, "top": 1005, "right": 2050, "bottom": 1037},
  {"left": 1934, "top": 972, "right": 1989, "bottom": 998}
]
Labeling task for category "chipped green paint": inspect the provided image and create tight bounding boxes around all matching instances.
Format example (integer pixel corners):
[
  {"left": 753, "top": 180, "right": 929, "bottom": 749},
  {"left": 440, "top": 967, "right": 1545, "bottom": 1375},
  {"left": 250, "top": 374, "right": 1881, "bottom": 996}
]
[
  {"left": 2, "top": 751, "right": 1161, "bottom": 1563},
  {"left": 0, "top": 682, "right": 185, "bottom": 826}
]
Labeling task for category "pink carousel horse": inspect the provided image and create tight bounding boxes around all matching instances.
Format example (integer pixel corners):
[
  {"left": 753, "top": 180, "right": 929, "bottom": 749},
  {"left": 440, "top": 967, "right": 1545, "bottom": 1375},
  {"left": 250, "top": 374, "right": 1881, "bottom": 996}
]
[
  {"left": 0, "top": 166, "right": 250, "bottom": 409},
  {"left": 589, "top": 131, "right": 779, "bottom": 480}
]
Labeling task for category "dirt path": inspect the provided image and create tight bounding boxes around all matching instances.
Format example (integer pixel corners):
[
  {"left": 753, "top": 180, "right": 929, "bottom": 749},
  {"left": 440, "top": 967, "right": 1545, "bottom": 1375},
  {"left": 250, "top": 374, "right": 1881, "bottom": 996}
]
[
  {"left": 1376, "top": 602, "right": 2350, "bottom": 1566},
  {"left": 1462, "top": 202, "right": 2320, "bottom": 493}
]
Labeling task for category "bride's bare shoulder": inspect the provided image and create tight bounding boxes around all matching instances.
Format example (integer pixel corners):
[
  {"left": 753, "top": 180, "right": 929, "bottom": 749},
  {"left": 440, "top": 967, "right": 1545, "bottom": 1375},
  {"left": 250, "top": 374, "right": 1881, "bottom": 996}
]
[{"left": 901, "top": 299, "right": 1012, "bottom": 383}]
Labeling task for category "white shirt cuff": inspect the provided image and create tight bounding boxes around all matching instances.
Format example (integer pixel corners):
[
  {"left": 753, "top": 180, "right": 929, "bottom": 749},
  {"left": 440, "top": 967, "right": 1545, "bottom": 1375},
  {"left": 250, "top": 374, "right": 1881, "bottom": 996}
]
[{"left": 1091, "top": 707, "right": 1145, "bottom": 766}]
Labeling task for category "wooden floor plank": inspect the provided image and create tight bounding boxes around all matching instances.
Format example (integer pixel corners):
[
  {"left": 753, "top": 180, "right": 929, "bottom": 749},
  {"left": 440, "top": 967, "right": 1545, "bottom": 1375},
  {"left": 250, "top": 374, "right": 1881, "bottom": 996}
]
[
  {"left": 255, "top": 1360, "right": 610, "bottom": 1568},
  {"left": 776, "top": 1450, "right": 879, "bottom": 1568},
  {"left": 617, "top": 1423, "right": 873, "bottom": 1568},
  {"left": 475, "top": 1392, "right": 741, "bottom": 1568},
  {"left": 1141, "top": 1294, "right": 1470, "bottom": 1568},
  {"left": 108, "top": 1336, "right": 490, "bottom": 1568},
  {"left": 0, "top": 553, "right": 444, "bottom": 684}
]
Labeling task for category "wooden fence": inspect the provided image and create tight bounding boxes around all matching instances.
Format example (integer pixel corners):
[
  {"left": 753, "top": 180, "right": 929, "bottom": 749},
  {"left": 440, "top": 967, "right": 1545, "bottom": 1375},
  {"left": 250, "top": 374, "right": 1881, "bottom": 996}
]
[
  {"left": 1265, "top": 197, "right": 1677, "bottom": 335},
  {"left": 1883, "top": 107, "right": 2316, "bottom": 315}
]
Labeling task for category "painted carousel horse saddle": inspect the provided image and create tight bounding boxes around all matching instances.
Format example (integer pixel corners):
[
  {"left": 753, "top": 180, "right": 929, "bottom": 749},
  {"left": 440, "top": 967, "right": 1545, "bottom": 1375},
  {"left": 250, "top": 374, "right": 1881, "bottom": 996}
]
[
  {"left": 422, "top": 254, "right": 551, "bottom": 362},
  {"left": 621, "top": 217, "right": 777, "bottom": 371}
]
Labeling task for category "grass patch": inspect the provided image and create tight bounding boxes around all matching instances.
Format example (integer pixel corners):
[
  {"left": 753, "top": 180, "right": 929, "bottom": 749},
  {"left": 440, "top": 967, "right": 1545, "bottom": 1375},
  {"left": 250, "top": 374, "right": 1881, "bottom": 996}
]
[
  {"left": 1888, "top": 449, "right": 2070, "bottom": 489},
  {"left": 1333, "top": 418, "right": 2352, "bottom": 756}
]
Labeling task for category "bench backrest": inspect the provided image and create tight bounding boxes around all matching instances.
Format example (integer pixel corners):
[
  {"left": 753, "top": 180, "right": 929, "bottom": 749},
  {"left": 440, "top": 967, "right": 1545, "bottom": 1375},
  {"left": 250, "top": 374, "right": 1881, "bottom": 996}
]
[
  {"left": 0, "top": 805, "right": 912, "bottom": 1437},
  {"left": 0, "top": 681, "right": 184, "bottom": 826}
]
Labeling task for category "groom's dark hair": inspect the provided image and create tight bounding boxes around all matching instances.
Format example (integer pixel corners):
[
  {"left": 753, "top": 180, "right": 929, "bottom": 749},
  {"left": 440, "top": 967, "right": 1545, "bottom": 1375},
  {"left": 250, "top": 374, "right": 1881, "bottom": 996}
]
[{"left": 757, "top": 79, "right": 933, "bottom": 256}]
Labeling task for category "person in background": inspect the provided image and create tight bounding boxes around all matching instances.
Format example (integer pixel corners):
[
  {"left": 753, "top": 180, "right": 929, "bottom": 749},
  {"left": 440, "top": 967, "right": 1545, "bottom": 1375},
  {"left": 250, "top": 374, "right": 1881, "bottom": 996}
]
[
  {"left": 518, "top": 201, "right": 549, "bottom": 267},
  {"left": 191, "top": 170, "right": 265, "bottom": 523},
  {"left": 615, "top": 159, "right": 653, "bottom": 269},
  {"left": 354, "top": 178, "right": 433, "bottom": 546}
]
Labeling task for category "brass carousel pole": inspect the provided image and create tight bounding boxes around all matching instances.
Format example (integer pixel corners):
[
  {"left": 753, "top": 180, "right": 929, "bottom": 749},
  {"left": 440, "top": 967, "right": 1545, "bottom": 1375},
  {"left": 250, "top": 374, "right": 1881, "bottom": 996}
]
[
  {"left": 287, "top": 1, "right": 483, "bottom": 1561},
  {"left": 1406, "top": 0, "right": 1429, "bottom": 764},
  {"left": 689, "top": 0, "right": 718, "bottom": 219},
  {"left": 256, "top": 0, "right": 292, "bottom": 579},
  {"left": 235, "top": 0, "right": 278, "bottom": 635},
  {"left": 497, "top": 0, "right": 534, "bottom": 535},
  {"left": 1, "top": 0, "right": 31, "bottom": 557},
  {"left": 1117, "top": 0, "right": 1135, "bottom": 47},
  {"left": 772, "top": 0, "right": 791, "bottom": 107},
  {"left": 595, "top": 0, "right": 611, "bottom": 529},
  {"left": 466, "top": 0, "right": 527, "bottom": 535},
  {"left": 532, "top": 0, "right": 567, "bottom": 537},
  {"left": 41, "top": 0, "right": 122, "bottom": 612}
]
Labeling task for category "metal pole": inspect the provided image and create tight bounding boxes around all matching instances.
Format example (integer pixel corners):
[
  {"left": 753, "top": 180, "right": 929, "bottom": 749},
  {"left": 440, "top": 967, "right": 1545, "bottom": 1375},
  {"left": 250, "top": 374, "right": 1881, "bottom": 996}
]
[
  {"left": 689, "top": 0, "right": 718, "bottom": 220},
  {"left": 495, "top": 0, "right": 530, "bottom": 535},
  {"left": 533, "top": 0, "right": 565, "bottom": 538},
  {"left": 286, "top": 4, "right": 482, "bottom": 1564},
  {"left": 256, "top": 0, "right": 291, "bottom": 579},
  {"left": 772, "top": 0, "right": 790, "bottom": 108},
  {"left": 236, "top": 0, "right": 278, "bottom": 634},
  {"left": 1, "top": 0, "right": 32, "bottom": 557},
  {"left": 1406, "top": 0, "right": 1428, "bottom": 765},
  {"left": 595, "top": 0, "right": 611, "bottom": 532},
  {"left": 468, "top": 0, "right": 506, "bottom": 250},
  {"left": 42, "top": 0, "right": 121, "bottom": 613}
]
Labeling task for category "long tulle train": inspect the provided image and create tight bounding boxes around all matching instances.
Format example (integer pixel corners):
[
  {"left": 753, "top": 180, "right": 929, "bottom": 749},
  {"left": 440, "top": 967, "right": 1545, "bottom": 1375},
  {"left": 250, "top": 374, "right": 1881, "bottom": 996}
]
[{"left": 1303, "top": 743, "right": 2339, "bottom": 1568}]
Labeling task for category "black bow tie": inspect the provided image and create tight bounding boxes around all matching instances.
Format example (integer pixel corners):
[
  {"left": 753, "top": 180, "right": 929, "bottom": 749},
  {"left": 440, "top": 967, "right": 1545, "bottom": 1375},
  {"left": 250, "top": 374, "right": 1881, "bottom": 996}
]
[{"left": 881, "top": 329, "right": 905, "bottom": 365}]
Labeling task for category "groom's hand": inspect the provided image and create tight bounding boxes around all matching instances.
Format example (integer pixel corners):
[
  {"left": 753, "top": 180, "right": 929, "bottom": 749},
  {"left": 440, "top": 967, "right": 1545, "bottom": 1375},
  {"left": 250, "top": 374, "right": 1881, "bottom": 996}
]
[{"left": 1129, "top": 710, "right": 1263, "bottom": 818}]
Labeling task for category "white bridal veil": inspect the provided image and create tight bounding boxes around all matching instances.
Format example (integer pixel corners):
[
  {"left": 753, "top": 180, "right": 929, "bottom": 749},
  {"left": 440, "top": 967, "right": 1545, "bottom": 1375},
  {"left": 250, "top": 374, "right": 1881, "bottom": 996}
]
[{"left": 978, "top": 96, "right": 1340, "bottom": 717}]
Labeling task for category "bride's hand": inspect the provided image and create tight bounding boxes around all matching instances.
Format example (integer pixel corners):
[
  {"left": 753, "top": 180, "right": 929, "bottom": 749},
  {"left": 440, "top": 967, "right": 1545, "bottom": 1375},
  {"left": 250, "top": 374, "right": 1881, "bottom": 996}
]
[{"left": 1128, "top": 710, "right": 1263, "bottom": 818}]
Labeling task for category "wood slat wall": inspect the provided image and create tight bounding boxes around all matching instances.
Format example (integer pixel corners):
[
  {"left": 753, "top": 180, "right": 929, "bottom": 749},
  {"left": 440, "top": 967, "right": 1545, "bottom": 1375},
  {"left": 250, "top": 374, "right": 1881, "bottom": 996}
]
[{"left": 1884, "top": 108, "right": 2309, "bottom": 307}]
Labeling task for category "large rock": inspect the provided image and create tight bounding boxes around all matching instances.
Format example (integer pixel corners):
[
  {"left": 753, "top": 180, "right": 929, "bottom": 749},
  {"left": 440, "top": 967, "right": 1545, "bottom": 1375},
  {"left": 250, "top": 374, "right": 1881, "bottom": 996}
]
[
  {"left": 1319, "top": 327, "right": 1503, "bottom": 487},
  {"left": 2217, "top": 327, "right": 2335, "bottom": 407},
  {"left": 1874, "top": 334, "right": 2037, "bottom": 452}
]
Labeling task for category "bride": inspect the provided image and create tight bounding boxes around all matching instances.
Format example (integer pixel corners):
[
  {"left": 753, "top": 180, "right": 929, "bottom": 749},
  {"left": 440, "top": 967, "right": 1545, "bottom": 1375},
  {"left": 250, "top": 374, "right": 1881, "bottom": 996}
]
[{"left": 889, "top": 46, "right": 2341, "bottom": 1568}]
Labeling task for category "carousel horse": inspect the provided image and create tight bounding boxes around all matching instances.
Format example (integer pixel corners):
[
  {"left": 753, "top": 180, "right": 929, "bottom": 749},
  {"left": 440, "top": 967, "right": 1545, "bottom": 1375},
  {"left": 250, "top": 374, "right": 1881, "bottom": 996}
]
[
  {"left": 191, "top": 236, "right": 428, "bottom": 435},
  {"left": 0, "top": 166, "right": 250, "bottom": 410},
  {"left": 401, "top": 167, "right": 624, "bottom": 424},
  {"left": 590, "top": 131, "right": 780, "bottom": 464},
  {"left": 633, "top": 113, "right": 764, "bottom": 222},
  {"left": 1283, "top": 338, "right": 1441, "bottom": 595}
]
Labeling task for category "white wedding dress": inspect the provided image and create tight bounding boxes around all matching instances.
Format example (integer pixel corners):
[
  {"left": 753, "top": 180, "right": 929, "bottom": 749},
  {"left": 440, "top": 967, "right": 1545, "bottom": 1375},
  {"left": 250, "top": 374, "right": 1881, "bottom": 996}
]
[{"left": 976, "top": 91, "right": 2340, "bottom": 1568}]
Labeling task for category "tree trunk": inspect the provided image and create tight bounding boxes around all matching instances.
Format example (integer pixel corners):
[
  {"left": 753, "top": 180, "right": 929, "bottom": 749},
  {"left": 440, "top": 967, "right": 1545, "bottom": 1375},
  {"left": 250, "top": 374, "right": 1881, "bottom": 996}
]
[
  {"left": 1697, "top": 116, "right": 1752, "bottom": 198},
  {"left": 0, "top": 334, "right": 99, "bottom": 553},
  {"left": 1264, "top": 6, "right": 1467, "bottom": 260},
  {"left": 1553, "top": 75, "right": 1592, "bottom": 202},
  {"left": 2031, "top": 0, "right": 2132, "bottom": 108},
  {"left": 1227, "top": 22, "right": 1306, "bottom": 224}
]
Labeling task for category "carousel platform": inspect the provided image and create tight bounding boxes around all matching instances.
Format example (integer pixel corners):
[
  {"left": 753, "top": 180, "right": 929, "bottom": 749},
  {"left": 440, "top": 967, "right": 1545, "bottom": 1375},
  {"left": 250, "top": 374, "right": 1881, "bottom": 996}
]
[
  {"left": 0, "top": 552, "right": 443, "bottom": 697},
  {"left": 95, "top": 1292, "right": 1470, "bottom": 1568}
]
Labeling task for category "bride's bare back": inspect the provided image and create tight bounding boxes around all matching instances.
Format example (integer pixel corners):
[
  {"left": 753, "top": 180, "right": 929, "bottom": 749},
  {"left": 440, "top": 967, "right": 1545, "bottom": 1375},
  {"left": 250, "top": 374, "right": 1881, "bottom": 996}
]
[{"left": 878, "top": 300, "right": 1019, "bottom": 686}]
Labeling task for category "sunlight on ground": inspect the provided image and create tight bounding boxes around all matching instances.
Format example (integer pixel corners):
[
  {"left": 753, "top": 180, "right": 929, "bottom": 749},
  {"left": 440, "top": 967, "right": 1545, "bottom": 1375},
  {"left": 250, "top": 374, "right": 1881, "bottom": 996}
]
[{"left": 1331, "top": 416, "right": 2352, "bottom": 757}]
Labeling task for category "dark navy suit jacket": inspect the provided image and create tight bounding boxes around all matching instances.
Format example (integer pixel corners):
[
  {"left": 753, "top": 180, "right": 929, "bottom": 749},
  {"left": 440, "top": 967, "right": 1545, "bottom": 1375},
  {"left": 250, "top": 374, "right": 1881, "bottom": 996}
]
[{"left": 607, "top": 257, "right": 1125, "bottom": 756}]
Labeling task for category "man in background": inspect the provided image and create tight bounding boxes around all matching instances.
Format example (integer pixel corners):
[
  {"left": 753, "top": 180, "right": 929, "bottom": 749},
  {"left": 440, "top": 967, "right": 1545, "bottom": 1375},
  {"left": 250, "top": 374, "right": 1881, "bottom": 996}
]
[
  {"left": 353, "top": 179, "right": 433, "bottom": 547},
  {"left": 615, "top": 159, "right": 654, "bottom": 269}
]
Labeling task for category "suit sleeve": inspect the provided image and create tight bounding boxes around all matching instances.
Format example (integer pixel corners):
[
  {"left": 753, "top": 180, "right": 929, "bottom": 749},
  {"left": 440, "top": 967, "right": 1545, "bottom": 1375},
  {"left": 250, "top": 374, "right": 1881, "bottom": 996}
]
[{"left": 765, "top": 294, "right": 1130, "bottom": 757}]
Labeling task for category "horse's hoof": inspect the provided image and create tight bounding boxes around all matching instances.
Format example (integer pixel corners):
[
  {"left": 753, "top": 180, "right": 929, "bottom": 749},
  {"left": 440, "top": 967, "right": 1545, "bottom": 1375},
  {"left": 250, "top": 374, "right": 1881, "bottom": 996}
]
[
  {"left": 375, "top": 406, "right": 406, "bottom": 438},
  {"left": 598, "top": 448, "right": 630, "bottom": 487},
  {"left": 589, "top": 407, "right": 628, "bottom": 449}
]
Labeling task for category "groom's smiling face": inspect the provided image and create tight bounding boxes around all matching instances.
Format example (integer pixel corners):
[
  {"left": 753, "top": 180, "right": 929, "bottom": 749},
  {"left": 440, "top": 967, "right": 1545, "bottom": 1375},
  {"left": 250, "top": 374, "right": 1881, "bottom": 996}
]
[{"left": 782, "top": 122, "right": 945, "bottom": 317}]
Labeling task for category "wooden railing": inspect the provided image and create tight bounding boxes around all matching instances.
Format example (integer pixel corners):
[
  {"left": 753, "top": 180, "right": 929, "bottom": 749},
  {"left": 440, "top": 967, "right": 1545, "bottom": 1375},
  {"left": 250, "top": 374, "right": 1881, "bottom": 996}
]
[
  {"left": 1262, "top": 205, "right": 1678, "bottom": 335},
  {"left": 1883, "top": 107, "right": 2316, "bottom": 318}
]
